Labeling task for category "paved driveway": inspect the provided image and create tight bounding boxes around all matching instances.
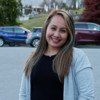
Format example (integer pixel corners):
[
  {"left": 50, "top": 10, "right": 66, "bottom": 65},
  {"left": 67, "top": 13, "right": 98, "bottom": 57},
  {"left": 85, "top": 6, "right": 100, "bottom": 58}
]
[{"left": 0, "top": 46, "right": 99, "bottom": 100}]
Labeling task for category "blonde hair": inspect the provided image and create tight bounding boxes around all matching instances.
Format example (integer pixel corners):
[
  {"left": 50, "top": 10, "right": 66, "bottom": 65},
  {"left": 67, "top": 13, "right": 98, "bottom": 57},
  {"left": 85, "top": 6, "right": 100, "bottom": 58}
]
[{"left": 24, "top": 9, "right": 75, "bottom": 81}]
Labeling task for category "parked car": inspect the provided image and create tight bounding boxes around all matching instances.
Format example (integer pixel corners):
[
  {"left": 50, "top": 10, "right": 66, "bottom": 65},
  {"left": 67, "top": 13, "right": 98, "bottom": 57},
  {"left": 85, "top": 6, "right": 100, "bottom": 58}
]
[
  {"left": 74, "top": 22, "right": 100, "bottom": 30},
  {"left": 26, "top": 27, "right": 42, "bottom": 47},
  {"left": 0, "top": 26, "right": 32, "bottom": 47},
  {"left": 75, "top": 22, "right": 100, "bottom": 45},
  {"left": 26, "top": 22, "right": 100, "bottom": 47}
]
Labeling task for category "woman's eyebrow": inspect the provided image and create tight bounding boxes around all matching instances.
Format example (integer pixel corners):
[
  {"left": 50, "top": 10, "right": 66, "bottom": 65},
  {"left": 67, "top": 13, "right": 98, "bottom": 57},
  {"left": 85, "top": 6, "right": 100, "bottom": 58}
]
[
  {"left": 49, "top": 23, "right": 66, "bottom": 29},
  {"left": 50, "top": 25, "right": 66, "bottom": 28},
  {"left": 60, "top": 27, "right": 66, "bottom": 29},
  {"left": 50, "top": 24, "right": 56, "bottom": 27}
]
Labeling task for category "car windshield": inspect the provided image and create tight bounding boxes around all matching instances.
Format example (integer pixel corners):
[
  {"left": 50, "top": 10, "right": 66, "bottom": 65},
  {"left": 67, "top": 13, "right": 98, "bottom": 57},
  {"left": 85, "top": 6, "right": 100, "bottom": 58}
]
[
  {"left": 32, "top": 28, "right": 42, "bottom": 33},
  {"left": 21, "top": 27, "right": 31, "bottom": 32},
  {"left": 14, "top": 28, "right": 25, "bottom": 33},
  {"left": 88, "top": 24, "right": 100, "bottom": 31}
]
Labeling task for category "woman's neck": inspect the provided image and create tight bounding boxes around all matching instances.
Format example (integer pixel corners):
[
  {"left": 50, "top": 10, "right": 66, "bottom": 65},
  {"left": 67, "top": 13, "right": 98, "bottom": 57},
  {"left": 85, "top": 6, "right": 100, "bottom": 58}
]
[{"left": 44, "top": 47, "right": 59, "bottom": 57}]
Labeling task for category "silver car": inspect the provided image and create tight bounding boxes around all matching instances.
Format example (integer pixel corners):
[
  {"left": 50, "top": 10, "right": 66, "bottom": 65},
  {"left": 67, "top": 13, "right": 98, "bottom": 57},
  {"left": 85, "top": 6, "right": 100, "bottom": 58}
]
[{"left": 26, "top": 27, "right": 42, "bottom": 47}]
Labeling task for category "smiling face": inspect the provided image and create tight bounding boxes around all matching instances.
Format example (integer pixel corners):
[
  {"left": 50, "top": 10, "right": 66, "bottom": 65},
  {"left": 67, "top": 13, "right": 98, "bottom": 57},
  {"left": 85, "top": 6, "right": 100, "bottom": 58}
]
[{"left": 46, "top": 15, "right": 68, "bottom": 51}]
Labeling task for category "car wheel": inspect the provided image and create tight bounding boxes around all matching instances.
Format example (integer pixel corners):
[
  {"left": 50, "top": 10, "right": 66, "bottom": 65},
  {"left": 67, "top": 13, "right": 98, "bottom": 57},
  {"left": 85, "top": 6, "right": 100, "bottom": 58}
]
[
  {"left": 31, "top": 38, "right": 40, "bottom": 47},
  {"left": 9, "top": 42, "right": 15, "bottom": 46},
  {"left": 0, "top": 38, "right": 4, "bottom": 47}
]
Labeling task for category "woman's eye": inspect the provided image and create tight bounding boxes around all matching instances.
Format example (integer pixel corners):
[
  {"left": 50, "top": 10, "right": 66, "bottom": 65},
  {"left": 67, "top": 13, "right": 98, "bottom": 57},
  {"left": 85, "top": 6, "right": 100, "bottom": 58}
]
[
  {"left": 51, "top": 27, "right": 56, "bottom": 31},
  {"left": 60, "top": 29, "right": 66, "bottom": 33}
]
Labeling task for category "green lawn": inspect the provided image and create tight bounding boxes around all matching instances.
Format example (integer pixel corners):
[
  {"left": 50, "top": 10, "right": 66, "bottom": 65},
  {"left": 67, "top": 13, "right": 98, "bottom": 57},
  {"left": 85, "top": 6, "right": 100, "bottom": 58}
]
[
  {"left": 20, "top": 13, "right": 48, "bottom": 30},
  {"left": 20, "top": 9, "right": 83, "bottom": 31}
]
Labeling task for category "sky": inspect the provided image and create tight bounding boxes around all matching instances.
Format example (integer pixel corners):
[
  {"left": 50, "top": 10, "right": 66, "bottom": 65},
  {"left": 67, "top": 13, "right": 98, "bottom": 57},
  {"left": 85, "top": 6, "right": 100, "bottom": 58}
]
[
  {"left": 21, "top": 0, "right": 43, "bottom": 6},
  {"left": 21, "top": 0, "right": 66, "bottom": 6}
]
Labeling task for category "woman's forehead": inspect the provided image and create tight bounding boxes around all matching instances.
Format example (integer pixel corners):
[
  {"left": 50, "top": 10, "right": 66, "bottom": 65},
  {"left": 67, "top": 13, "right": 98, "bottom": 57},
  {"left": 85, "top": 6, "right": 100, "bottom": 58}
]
[{"left": 48, "top": 15, "right": 66, "bottom": 28}]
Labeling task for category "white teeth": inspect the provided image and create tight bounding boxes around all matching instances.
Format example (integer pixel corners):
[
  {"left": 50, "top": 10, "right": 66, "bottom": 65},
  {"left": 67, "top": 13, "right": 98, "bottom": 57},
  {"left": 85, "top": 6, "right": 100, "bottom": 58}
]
[{"left": 52, "top": 38, "right": 60, "bottom": 43}]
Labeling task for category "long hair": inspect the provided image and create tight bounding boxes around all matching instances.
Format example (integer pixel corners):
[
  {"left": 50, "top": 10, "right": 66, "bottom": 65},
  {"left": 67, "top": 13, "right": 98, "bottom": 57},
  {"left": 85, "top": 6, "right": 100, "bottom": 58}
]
[{"left": 24, "top": 9, "right": 75, "bottom": 81}]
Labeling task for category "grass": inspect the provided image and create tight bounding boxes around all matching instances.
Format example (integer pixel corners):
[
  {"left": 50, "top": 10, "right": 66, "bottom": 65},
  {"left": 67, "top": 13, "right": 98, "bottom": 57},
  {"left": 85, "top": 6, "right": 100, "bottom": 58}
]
[
  {"left": 20, "top": 13, "right": 48, "bottom": 30},
  {"left": 73, "top": 8, "right": 84, "bottom": 14},
  {"left": 20, "top": 9, "right": 84, "bottom": 31}
]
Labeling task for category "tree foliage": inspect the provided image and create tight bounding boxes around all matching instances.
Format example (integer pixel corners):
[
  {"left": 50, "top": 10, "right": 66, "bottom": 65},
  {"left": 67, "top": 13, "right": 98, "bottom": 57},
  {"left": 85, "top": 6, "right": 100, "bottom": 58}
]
[
  {"left": 40, "top": 0, "right": 68, "bottom": 11},
  {"left": 0, "top": 0, "right": 22, "bottom": 25},
  {"left": 80, "top": 0, "right": 100, "bottom": 24}
]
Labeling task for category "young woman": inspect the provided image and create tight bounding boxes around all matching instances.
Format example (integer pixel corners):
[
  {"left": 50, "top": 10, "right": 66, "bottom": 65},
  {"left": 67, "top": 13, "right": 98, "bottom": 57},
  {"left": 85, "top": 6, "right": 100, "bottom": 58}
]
[{"left": 19, "top": 9, "right": 94, "bottom": 100}]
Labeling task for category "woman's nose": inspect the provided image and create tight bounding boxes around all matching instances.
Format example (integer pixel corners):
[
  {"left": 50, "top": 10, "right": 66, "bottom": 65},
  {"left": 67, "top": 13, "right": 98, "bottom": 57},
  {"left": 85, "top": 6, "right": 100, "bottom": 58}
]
[{"left": 53, "top": 31, "right": 60, "bottom": 37}]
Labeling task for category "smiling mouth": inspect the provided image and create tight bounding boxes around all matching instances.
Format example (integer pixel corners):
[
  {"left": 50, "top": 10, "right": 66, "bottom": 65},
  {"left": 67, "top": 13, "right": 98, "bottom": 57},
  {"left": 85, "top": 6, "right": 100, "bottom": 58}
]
[{"left": 51, "top": 37, "right": 61, "bottom": 43}]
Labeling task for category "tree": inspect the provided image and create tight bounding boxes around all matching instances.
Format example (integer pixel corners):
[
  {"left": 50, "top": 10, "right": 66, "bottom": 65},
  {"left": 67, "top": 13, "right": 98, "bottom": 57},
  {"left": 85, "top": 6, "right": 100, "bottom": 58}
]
[
  {"left": 40, "top": 0, "right": 67, "bottom": 11},
  {"left": 0, "top": 0, "right": 22, "bottom": 25},
  {"left": 80, "top": 0, "right": 100, "bottom": 24},
  {"left": 65, "top": 0, "right": 82, "bottom": 10}
]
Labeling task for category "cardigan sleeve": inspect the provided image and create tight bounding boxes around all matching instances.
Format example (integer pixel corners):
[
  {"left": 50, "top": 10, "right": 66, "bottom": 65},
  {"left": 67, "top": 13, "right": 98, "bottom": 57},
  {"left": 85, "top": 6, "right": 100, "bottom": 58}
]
[
  {"left": 19, "top": 73, "right": 30, "bottom": 100},
  {"left": 74, "top": 49, "right": 95, "bottom": 100}
]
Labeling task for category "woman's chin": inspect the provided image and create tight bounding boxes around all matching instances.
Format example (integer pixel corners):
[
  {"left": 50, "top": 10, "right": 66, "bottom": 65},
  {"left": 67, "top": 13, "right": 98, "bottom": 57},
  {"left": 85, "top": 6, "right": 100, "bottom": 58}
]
[{"left": 48, "top": 43, "right": 61, "bottom": 49}]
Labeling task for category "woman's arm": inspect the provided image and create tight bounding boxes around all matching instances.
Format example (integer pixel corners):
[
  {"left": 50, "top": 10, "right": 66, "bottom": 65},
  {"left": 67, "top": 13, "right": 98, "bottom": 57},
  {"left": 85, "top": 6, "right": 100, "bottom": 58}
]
[
  {"left": 75, "top": 67, "right": 94, "bottom": 100},
  {"left": 74, "top": 49, "right": 95, "bottom": 100},
  {"left": 19, "top": 73, "right": 30, "bottom": 100}
]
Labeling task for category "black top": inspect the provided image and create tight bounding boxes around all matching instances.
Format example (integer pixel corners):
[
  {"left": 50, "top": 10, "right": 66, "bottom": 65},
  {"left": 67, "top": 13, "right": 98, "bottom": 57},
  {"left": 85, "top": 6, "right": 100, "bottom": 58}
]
[{"left": 31, "top": 55, "right": 63, "bottom": 100}]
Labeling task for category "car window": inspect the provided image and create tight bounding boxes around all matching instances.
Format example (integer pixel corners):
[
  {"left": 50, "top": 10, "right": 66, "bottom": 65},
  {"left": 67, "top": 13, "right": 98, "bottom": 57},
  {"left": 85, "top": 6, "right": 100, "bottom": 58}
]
[
  {"left": 14, "top": 28, "right": 25, "bottom": 34},
  {"left": 1, "top": 27, "right": 14, "bottom": 33},
  {"left": 88, "top": 24, "right": 100, "bottom": 30},
  {"left": 0, "top": 27, "right": 3, "bottom": 30},
  {"left": 75, "top": 23, "right": 88, "bottom": 29},
  {"left": 33, "top": 29, "right": 38, "bottom": 32},
  {"left": 37, "top": 28, "right": 42, "bottom": 32},
  {"left": 33, "top": 28, "right": 42, "bottom": 33}
]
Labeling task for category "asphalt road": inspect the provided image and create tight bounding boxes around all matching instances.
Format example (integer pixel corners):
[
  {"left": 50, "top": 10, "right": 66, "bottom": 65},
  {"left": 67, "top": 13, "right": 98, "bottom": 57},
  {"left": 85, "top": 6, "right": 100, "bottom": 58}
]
[{"left": 0, "top": 46, "right": 100, "bottom": 100}]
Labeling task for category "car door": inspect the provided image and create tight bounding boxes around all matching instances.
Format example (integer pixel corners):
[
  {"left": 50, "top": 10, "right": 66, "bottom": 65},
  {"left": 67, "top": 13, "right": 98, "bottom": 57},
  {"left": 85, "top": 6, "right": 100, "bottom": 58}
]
[
  {"left": 91, "top": 30, "right": 100, "bottom": 44},
  {"left": 14, "top": 27, "right": 27, "bottom": 43},
  {"left": 87, "top": 23, "right": 100, "bottom": 44},
  {"left": 2, "top": 27, "right": 15, "bottom": 42},
  {"left": 75, "top": 29, "right": 96, "bottom": 44}
]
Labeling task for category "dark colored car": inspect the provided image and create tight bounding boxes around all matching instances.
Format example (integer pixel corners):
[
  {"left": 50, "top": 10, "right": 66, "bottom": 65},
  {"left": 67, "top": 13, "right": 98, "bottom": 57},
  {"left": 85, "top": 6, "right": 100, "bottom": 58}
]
[
  {"left": 75, "top": 22, "right": 100, "bottom": 30},
  {"left": 75, "top": 22, "right": 100, "bottom": 45},
  {"left": 26, "top": 22, "right": 100, "bottom": 47},
  {"left": 26, "top": 27, "right": 42, "bottom": 47},
  {"left": 0, "top": 26, "right": 32, "bottom": 47}
]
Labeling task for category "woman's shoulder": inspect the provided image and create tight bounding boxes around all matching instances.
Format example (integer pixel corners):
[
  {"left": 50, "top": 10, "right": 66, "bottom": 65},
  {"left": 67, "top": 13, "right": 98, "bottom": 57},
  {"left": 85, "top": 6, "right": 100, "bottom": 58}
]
[
  {"left": 72, "top": 47, "right": 92, "bottom": 73},
  {"left": 73, "top": 47, "right": 87, "bottom": 60},
  {"left": 73, "top": 47, "right": 85, "bottom": 55}
]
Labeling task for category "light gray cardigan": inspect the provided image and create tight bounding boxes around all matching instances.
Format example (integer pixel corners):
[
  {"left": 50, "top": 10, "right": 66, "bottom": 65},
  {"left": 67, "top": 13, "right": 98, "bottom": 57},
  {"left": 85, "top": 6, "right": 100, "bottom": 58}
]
[{"left": 19, "top": 48, "right": 94, "bottom": 100}]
